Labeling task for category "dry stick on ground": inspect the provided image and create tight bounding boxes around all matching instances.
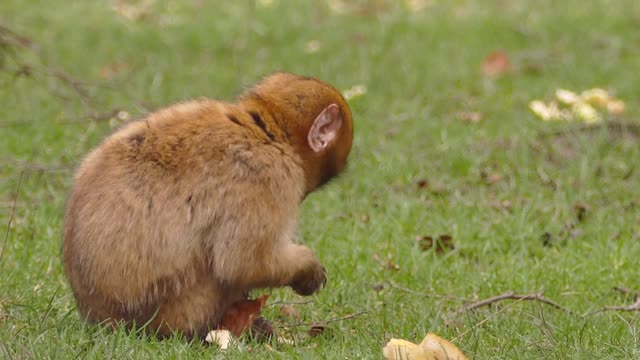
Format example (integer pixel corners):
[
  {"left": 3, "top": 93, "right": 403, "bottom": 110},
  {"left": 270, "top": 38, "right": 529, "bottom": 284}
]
[
  {"left": 450, "top": 290, "right": 574, "bottom": 319},
  {"left": 266, "top": 300, "right": 314, "bottom": 307},
  {"left": 599, "top": 298, "right": 640, "bottom": 313},
  {"left": 0, "top": 108, "right": 126, "bottom": 128},
  {"left": 1, "top": 23, "right": 117, "bottom": 112},
  {"left": 0, "top": 24, "right": 34, "bottom": 48},
  {"left": 276, "top": 311, "right": 367, "bottom": 329},
  {"left": 0, "top": 171, "right": 24, "bottom": 265}
]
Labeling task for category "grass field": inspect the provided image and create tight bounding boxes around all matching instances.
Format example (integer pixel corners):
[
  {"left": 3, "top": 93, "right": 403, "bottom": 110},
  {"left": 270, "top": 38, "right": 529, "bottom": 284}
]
[{"left": 2, "top": 0, "right": 640, "bottom": 358}]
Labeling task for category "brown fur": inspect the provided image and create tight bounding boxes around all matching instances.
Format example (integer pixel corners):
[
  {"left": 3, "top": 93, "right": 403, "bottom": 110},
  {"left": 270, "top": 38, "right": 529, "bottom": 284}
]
[{"left": 62, "top": 73, "right": 354, "bottom": 339}]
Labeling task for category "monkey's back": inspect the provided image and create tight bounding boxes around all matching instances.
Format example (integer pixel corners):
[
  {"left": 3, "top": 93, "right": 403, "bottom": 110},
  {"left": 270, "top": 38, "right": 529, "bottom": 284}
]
[{"left": 62, "top": 99, "right": 305, "bottom": 322}]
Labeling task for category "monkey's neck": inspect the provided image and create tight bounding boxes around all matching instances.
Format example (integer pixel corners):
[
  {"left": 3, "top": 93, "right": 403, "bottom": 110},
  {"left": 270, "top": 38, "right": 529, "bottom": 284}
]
[
  {"left": 237, "top": 98, "right": 289, "bottom": 144},
  {"left": 237, "top": 97, "right": 325, "bottom": 197}
]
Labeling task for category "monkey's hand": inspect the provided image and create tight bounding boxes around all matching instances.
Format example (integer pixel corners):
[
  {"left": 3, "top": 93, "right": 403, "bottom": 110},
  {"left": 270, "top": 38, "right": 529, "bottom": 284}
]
[{"left": 290, "top": 261, "right": 327, "bottom": 296}]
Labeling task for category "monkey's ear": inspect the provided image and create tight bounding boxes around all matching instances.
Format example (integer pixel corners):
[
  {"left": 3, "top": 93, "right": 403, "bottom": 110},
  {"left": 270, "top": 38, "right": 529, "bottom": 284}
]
[{"left": 308, "top": 104, "right": 343, "bottom": 153}]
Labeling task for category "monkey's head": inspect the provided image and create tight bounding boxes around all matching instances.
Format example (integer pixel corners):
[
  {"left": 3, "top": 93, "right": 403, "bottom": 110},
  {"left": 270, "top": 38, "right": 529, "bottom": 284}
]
[{"left": 240, "top": 72, "right": 354, "bottom": 197}]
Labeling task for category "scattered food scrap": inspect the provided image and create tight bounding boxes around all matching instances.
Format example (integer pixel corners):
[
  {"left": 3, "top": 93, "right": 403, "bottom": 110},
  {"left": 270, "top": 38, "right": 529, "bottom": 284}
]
[
  {"left": 529, "top": 88, "right": 625, "bottom": 124},
  {"left": 205, "top": 329, "right": 233, "bottom": 350},
  {"left": 383, "top": 333, "right": 468, "bottom": 360}
]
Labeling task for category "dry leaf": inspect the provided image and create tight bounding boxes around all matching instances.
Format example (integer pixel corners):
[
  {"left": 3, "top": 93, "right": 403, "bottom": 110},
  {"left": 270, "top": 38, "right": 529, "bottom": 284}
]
[
  {"left": 416, "top": 235, "right": 455, "bottom": 254},
  {"left": 455, "top": 111, "right": 483, "bottom": 123},
  {"left": 279, "top": 305, "right": 300, "bottom": 319},
  {"left": 481, "top": 171, "right": 503, "bottom": 185},
  {"left": 416, "top": 179, "right": 429, "bottom": 189},
  {"left": 111, "top": 0, "right": 155, "bottom": 21},
  {"left": 574, "top": 202, "right": 590, "bottom": 222},
  {"left": 98, "top": 62, "right": 129, "bottom": 79},
  {"left": 373, "top": 253, "right": 400, "bottom": 271},
  {"left": 490, "top": 199, "right": 512, "bottom": 212},
  {"left": 308, "top": 324, "right": 327, "bottom": 337},
  {"left": 250, "top": 317, "right": 274, "bottom": 342},
  {"left": 481, "top": 50, "right": 511, "bottom": 78},
  {"left": 221, "top": 294, "right": 269, "bottom": 336}
]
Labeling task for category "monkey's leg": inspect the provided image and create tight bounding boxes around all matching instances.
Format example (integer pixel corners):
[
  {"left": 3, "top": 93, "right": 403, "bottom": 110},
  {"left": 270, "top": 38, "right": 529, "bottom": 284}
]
[{"left": 148, "top": 274, "right": 243, "bottom": 339}]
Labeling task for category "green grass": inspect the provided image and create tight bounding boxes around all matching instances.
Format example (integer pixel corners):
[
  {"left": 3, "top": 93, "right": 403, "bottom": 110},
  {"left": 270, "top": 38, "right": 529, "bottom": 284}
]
[{"left": 2, "top": 0, "right": 640, "bottom": 358}]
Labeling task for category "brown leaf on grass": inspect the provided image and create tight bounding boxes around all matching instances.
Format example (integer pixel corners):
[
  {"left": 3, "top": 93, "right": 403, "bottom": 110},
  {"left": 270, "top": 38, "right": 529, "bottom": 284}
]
[
  {"left": 221, "top": 294, "right": 269, "bottom": 336},
  {"left": 456, "top": 111, "right": 483, "bottom": 123},
  {"left": 415, "top": 179, "right": 449, "bottom": 195},
  {"left": 308, "top": 324, "right": 327, "bottom": 337},
  {"left": 373, "top": 253, "right": 400, "bottom": 271},
  {"left": 540, "top": 232, "right": 554, "bottom": 247},
  {"left": 250, "top": 317, "right": 275, "bottom": 342},
  {"left": 481, "top": 170, "right": 503, "bottom": 185},
  {"left": 111, "top": 0, "right": 155, "bottom": 21},
  {"left": 98, "top": 62, "right": 129, "bottom": 79},
  {"left": 574, "top": 202, "right": 590, "bottom": 222},
  {"left": 490, "top": 199, "right": 512, "bottom": 212},
  {"left": 350, "top": 32, "right": 367, "bottom": 45},
  {"left": 416, "top": 234, "right": 455, "bottom": 254},
  {"left": 481, "top": 50, "right": 511, "bottom": 78},
  {"left": 279, "top": 305, "right": 300, "bottom": 319},
  {"left": 416, "top": 179, "right": 429, "bottom": 189}
]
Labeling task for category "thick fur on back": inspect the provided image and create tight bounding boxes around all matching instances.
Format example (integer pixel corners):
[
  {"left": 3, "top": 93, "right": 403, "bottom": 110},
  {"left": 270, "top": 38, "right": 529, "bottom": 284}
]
[{"left": 62, "top": 73, "right": 353, "bottom": 338}]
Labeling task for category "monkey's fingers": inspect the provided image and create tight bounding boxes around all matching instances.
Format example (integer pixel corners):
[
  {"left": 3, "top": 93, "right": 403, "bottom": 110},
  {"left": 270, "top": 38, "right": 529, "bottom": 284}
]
[{"left": 291, "top": 263, "right": 326, "bottom": 296}]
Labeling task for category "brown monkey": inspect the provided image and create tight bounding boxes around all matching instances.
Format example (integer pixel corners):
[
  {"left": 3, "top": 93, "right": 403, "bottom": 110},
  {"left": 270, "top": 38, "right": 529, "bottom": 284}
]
[{"left": 62, "top": 72, "right": 353, "bottom": 339}]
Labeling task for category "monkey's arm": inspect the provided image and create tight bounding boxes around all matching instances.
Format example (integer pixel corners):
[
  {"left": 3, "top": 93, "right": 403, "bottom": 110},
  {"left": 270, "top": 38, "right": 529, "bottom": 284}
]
[{"left": 202, "top": 192, "right": 326, "bottom": 295}]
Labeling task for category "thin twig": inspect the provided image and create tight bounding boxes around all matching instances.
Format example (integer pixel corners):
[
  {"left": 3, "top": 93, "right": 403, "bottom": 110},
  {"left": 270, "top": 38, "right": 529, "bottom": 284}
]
[
  {"left": 0, "top": 24, "right": 33, "bottom": 48},
  {"left": 450, "top": 290, "right": 573, "bottom": 318},
  {"left": 1, "top": 171, "right": 23, "bottom": 265},
  {"left": 277, "top": 311, "right": 367, "bottom": 328},
  {"left": 451, "top": 296, "right": 531, "bottom": 342},
  {"left": 266, "top": 300, "right": 314, "bottom": 307},
  {"left": 0, "top": 107, "right": 125, "bottom": 128},
  {"left": 599, "top": 298, "right": 640, "bottom": 313}
]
